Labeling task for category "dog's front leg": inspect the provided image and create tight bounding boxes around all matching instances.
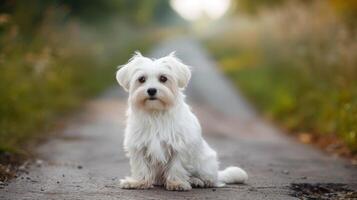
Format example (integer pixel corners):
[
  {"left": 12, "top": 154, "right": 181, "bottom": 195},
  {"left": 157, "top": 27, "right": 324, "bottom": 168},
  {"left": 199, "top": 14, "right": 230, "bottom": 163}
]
[
  {"left": 165, "top": 158, "right": 192, "bottom": 191},
  {"left": 120, "top": 152, "right": 154, "bottom": 189}
]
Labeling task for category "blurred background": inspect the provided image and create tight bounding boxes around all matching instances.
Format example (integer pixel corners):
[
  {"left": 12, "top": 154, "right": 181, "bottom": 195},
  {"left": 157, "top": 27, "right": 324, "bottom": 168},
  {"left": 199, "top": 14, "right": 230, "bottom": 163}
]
[{"left": 0, "top": 0, "right": 356, "bottom": 169}]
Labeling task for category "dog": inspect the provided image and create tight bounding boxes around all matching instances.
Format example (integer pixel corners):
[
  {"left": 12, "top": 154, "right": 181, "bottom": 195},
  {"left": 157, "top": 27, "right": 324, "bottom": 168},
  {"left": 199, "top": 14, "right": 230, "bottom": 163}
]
[{"left": 116, "top": 52, "right": 248, "bottom": 191}]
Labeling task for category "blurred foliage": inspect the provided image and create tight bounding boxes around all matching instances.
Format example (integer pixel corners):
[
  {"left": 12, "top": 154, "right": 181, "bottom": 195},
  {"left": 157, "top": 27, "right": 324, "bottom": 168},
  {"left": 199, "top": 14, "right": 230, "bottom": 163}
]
[
  {"left": 233, "top": 0, "right": 286, "bottom": 14},
  {"left": 207, "top": 1, "right": 357, "bottom": 152},
  {"left": 0, "top": 1, "right": 169, "bottom": 154},
  {"left": 0, "top": 0, "right": 174, "bottom": 25},
  {"left": 234, "top": 0, "right": 357, "bottom": 26},
  {"left": 59, "top": 0, "right": 174, "bottom": 24},
  {"left": 329, "top": 0, "right": 357, "bottom": 27}
]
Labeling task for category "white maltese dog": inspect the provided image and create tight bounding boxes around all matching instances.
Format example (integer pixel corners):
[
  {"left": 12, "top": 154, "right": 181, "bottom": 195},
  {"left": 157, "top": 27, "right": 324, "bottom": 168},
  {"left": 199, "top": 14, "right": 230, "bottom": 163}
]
[{"left": 116, "top": 52, "right": 248, "bottom": 191}]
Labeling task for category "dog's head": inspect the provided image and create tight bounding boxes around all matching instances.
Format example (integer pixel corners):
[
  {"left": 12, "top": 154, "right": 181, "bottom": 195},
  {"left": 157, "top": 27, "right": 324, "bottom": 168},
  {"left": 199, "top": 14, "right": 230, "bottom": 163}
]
[{"left": 116, "top": 52, "right": 191, "bottom": 111}]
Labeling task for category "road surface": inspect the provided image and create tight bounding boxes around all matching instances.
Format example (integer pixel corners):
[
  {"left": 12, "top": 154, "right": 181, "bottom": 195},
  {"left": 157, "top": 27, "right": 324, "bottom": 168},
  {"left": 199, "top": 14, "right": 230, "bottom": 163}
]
[{"left": 1, "top": 37, "right": 356, "bottom": 199}]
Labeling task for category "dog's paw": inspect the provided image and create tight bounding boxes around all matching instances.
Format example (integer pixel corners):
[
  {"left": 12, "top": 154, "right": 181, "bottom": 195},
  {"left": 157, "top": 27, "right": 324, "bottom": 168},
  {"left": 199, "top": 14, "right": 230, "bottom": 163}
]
[
  {"left": 202, "top": 179, "right": 215, "bottom": 188},
  {"left": 196, "top": 175, "right": 216, "bottom": 188},
  {"left": 165, "top": 180, "right": 192, "bottom": 191},
  {"left": 189, "top": 177, "right": 205, "bottom": 188},
  {"left": 119, "top": 178, "right": 153, "bottom": 190}
]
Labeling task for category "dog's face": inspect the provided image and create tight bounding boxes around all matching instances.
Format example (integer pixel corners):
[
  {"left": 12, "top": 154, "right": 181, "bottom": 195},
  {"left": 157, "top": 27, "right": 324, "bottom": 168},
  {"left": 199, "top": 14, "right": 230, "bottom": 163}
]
[{"left": 116, "top": 52, "right": 191, "bottom": 111}]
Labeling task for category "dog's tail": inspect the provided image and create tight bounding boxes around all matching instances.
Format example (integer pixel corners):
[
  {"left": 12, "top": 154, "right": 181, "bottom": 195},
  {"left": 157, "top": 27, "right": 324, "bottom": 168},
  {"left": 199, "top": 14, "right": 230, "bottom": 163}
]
[{"left": 217, "top": 166, "right": 248, "bottom": 186}]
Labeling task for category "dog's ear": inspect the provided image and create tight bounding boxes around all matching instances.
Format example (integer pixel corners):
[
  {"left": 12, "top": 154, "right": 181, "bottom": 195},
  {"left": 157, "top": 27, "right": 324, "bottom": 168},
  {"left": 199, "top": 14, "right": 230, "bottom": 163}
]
[
  {"left": 116, "top": 52, "right": 143, "bottom": 91},
  {"left": 116, "top": 65, "right": 130, "bottom": 91},
  {"left": 164, "top": 52, "right": 191, "bottom": 88}
]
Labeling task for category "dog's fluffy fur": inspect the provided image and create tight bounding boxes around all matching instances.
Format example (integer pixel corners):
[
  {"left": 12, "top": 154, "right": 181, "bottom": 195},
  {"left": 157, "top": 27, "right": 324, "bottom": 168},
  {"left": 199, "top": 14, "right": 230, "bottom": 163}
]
[{"left": 116, "top": 52, "right": 248, "bottom": 191}]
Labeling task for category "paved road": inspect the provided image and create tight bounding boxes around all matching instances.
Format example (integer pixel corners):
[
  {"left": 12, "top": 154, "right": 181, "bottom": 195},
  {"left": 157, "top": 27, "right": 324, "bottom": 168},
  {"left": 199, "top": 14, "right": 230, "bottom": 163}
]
[{"left": 1, "top": 37, "right": 356, "bottom": 199}]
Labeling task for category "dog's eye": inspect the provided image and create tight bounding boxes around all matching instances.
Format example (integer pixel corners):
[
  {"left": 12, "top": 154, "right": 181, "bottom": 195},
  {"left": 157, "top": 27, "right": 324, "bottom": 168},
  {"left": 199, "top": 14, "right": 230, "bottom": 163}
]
[
  {"left": 159, "top": 75, "right": 167, "bottom": 83},
  {"left": 138, "top": 76, "right": 146, "bottom": 83}
]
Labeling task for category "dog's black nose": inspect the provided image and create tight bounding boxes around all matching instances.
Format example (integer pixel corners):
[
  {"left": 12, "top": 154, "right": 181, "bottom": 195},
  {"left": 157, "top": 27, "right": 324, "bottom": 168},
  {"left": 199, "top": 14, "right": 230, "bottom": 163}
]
[{"left": 147, "top": 88, "right": 157, "bottom": 96}]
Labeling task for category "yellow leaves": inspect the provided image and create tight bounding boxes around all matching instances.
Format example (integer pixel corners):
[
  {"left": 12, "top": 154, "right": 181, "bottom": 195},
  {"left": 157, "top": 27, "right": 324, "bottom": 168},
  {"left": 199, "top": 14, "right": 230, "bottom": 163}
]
[
  {"left": 329, "top": 0, "right": 357, "bottom": 13},
  {"left": 220, "top": 52, "right": 261, "bottom": 72},
  {"left": 0, "top": 14, "right": 10, "bottom": 25},
  {"left": 298, "top": 133, "right": 313, "bottom": 144}
]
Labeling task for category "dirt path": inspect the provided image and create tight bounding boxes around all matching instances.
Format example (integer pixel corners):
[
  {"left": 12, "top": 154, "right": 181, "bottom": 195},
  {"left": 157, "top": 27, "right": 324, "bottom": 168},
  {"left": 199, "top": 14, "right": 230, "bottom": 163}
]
[{"left": 1, "top": 37, "right": 356, "bottom": 200}]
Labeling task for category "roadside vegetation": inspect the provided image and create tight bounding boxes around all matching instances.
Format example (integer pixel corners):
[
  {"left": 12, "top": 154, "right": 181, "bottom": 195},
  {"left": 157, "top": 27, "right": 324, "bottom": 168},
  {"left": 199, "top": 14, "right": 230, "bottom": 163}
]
[
  {"left": 206, "top": 0, "right": 357, "bottom": 157},
  {"left": 0, "top": 0, "right": 175, "bottom": 180}
]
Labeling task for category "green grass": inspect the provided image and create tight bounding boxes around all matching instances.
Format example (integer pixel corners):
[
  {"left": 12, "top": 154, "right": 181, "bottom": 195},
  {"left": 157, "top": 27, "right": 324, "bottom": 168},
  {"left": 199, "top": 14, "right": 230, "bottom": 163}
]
[
  {"left": 208, "top": 48, "right": 357, "bottom": 153},
  {"left": 0, "top": 50, "right": 108, "bottom": 154}
]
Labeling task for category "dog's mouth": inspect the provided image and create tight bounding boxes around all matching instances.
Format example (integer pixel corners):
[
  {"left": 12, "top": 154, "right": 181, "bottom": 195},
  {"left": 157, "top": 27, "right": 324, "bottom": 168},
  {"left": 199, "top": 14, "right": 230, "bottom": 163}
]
[
  {"left": 140, "top": 96, "right": 171, "bottom": 110},
  {"left": 144, "top": 96, "right": 165, "bottom": 105}
]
